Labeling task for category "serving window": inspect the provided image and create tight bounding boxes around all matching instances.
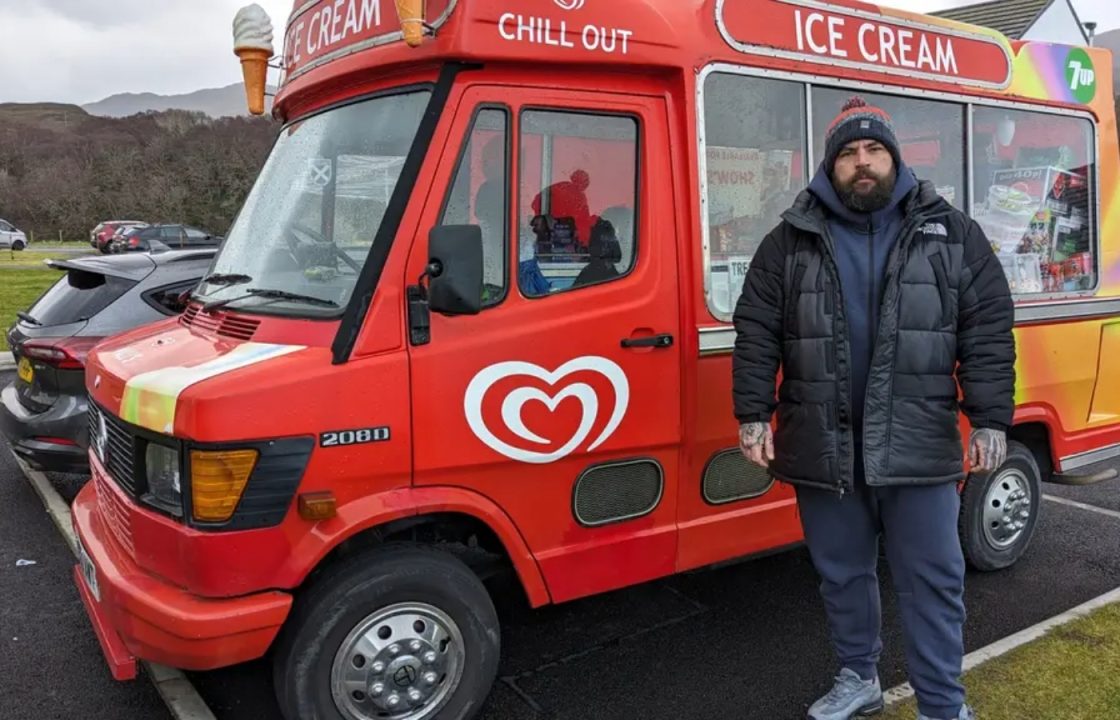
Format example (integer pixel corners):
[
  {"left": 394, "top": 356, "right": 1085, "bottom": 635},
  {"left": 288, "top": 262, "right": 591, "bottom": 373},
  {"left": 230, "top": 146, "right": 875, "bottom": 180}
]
[
  {"left": 971, "top": 107, "right": 1096, "bottom": 296},
  {"left": 701, "top": 72, "right": 809, "bottom": 319},
  {"left": 698, "top": 66, "right": 1100, "bottom": 322}
]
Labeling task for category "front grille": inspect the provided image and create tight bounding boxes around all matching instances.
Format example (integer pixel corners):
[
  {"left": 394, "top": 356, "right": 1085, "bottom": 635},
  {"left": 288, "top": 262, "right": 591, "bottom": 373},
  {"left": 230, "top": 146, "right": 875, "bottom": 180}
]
[
  {"left": 181, "top": 304, "right": 260, "bottom": 341},
  {"left": 88, "top": 401, "right": 137, "bottom": 496},
  {"left": 94, "top": 469, "right": 135, "bottom": 557}
]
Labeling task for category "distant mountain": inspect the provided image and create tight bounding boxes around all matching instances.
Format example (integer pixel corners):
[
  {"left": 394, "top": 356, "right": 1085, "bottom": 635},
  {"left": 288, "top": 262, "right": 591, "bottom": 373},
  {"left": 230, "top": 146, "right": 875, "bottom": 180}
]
[
  {"left": 1095, "top": 29, "right": 1120, "bottom": 96},
  {"left": 82, "top": 82, "right": 275, "bottom": 119}
]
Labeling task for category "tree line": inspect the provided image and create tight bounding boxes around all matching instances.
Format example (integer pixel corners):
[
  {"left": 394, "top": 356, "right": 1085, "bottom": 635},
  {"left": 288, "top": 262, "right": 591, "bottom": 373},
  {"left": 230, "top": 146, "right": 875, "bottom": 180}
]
[
  {"left": 0, "top": 105, "right": 279, "bottom": 240},
  {"left": 1, "top": 98, "right": 1117, "bottom": 243}
]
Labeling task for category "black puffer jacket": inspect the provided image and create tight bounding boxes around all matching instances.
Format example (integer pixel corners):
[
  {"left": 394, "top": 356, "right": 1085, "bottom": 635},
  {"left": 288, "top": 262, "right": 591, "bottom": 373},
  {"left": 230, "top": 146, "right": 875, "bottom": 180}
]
[{"left": 732, "top": 180, "right": 1015, "bottom": 493}]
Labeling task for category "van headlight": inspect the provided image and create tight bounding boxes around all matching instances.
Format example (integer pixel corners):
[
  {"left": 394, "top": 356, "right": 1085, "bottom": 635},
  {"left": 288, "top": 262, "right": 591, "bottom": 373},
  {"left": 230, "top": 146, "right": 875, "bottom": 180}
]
[{"left": 145, "top": 443, "right": 182, "bottom": 508}]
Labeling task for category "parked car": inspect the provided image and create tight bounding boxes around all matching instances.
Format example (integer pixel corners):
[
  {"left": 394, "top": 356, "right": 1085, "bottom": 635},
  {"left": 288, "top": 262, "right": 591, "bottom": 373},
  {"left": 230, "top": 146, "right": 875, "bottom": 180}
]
[
  {"left": 1, "top": 248, "right": 216, "bottom": 472},
  {"left": 91, "top": 220, "right": 147, "bottom": 253},
  {"left": 0, "top": 218, "right": 28, "bottom": 251},
  {"left": 111, "top": 224, "right": 223, "bottom": 254}
]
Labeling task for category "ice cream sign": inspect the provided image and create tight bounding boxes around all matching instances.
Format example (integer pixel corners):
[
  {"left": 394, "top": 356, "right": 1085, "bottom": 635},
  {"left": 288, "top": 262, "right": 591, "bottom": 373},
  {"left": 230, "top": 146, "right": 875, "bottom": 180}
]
[
  {"left": 281, "top": 0, "right": 456, "bottom": 79},
  {"left": 716, "top": 0, "right": 1013, "bottom": 89}
]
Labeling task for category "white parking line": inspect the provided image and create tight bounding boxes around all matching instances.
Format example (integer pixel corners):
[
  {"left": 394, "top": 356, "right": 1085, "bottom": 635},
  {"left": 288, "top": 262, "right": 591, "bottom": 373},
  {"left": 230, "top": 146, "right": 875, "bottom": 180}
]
[
  {"left": 884, "top": 584, "right": 1120, "bottom": 707},
  {"left": 1043, "top": 494, "right": 1120, "bottom": 520},
  {"left": 10, "top": 451, "right": 217, "bottom": 720}
]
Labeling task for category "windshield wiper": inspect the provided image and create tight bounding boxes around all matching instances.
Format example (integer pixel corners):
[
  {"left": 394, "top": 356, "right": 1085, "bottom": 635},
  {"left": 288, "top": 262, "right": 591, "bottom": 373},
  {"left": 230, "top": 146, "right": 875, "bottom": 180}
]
[
  {"left": 16, "top": 311, "right": 41, "bottom": 326},
  {"left": 201, "top": 273, "right": 253, "bottom": 287},
  {"left": 202, "top": 288, "right": 339, "bottom": 313}
]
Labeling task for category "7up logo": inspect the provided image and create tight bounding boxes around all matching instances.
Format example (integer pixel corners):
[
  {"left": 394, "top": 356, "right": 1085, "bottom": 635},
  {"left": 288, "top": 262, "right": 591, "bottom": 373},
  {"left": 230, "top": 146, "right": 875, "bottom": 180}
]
[{"left": 1065, "top": 48, "right": 1097, "bottom": 104}]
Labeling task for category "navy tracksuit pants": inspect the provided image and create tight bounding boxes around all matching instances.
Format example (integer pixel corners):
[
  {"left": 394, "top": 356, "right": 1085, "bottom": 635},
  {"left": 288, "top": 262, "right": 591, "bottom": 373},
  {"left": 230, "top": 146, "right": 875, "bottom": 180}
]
[{"left": 795, "top": 464, "right": 967, "bottom": 720}]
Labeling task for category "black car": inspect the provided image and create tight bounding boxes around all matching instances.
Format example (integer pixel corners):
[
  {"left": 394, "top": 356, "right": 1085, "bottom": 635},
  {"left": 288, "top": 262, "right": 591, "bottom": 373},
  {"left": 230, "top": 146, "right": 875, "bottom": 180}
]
[
  {"left": 1, "top": 249, "right": 216, "bottom": 472},
  {"left": 112, "top": 224, "right": 223, "bottom": 253}
]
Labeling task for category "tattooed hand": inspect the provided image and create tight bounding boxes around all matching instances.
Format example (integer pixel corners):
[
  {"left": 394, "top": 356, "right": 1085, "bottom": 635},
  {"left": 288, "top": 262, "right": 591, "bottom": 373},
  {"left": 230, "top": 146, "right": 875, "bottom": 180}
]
[
  {"left": 969, "top": 428, "right": 1007, "bottom": 473},
  {"left": 739, "top": 422, "right": 775, "bottom": 468}
]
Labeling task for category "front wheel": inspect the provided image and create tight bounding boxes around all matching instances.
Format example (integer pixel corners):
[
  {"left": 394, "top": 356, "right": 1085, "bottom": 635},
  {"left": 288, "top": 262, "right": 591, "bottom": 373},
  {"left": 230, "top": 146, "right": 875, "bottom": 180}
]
[
  {"left": 272, "top": 544, "right": 500, "bottom": 720},
  {"left": 959, "top": 440, "right": 1042, "bottom": 572},
  {"left": 11, "top": 239, "right": 25, "bottom": 251}
]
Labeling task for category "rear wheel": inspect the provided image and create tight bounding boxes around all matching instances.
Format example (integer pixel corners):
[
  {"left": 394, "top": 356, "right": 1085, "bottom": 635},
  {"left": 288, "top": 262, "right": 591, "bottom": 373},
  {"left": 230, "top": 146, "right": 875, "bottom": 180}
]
[
  {"left": 959, "top": 440, "right": 1041, "bottom": 571},
  {"left": 272, "top": 544, "right": 500, "bottom": 720}
]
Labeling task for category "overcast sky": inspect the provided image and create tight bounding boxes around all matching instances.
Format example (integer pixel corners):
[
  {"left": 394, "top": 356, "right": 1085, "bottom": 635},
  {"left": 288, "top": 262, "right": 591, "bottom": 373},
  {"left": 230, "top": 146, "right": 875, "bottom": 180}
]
[{"left": 1, "top": 0, "right": 1117, "bottom": 105}]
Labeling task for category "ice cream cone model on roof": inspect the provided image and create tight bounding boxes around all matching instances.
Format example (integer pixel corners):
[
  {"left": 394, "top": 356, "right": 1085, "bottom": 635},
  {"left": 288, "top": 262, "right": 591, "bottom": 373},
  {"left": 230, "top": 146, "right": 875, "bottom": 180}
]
[
  {"left": 395, "top": 0, "right": 427, "bottom": 47},
  {"left": 232, "top": 4, "right": 273, "bottom": 115}
]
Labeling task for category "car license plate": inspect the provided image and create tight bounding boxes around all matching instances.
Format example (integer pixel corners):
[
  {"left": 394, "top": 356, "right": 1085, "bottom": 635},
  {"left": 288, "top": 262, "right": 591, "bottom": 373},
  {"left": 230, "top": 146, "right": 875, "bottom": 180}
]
[
  {"left": 78, "top": 537, "right": 101, "bottom": 603},
  {"left": 17, "top": 357, "right": 33, "bottom": 384}
]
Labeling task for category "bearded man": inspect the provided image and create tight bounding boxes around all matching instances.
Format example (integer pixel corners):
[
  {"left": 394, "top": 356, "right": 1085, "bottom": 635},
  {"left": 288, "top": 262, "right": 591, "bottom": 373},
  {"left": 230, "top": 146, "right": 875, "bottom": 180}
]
[{"left": 732, "top": 96, "right": 1016, "bottom": 720}]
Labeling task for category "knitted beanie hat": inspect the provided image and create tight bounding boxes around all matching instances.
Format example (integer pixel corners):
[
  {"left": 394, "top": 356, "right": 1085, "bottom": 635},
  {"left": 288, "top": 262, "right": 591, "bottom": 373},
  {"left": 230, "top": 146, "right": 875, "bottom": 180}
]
[{"left": 823, "top": 96, "right": 901, "bottom": 174}]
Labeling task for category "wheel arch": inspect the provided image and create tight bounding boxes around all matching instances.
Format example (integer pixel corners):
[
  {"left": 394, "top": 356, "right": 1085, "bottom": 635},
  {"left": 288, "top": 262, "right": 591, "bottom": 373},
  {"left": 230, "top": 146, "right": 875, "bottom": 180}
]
[
  {"left": 1009, "top": 420, "right": 1054, "bottom": 482},
  {"left": 283, "top": 486, "right": 552, "bottom": 608}
]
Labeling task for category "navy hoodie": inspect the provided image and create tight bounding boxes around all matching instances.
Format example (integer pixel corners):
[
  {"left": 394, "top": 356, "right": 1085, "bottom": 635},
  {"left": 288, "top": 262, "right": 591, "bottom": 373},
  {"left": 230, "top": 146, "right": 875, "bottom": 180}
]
[{"left": 807, "top": 161, "right": 918, "bottom": 441}]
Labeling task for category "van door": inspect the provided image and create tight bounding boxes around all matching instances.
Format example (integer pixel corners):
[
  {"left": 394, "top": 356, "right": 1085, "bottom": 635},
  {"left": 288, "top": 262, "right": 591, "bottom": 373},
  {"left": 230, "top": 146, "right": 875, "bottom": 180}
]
[{"left": 407, "top": 85, "right": 681, "bottom": 603}]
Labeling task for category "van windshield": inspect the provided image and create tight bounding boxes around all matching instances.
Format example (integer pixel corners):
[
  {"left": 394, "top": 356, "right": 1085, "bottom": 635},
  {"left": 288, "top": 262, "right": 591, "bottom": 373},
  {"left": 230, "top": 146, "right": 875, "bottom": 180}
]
[{"left": 196, "top": 89, "right": 432, "bottom": 316}]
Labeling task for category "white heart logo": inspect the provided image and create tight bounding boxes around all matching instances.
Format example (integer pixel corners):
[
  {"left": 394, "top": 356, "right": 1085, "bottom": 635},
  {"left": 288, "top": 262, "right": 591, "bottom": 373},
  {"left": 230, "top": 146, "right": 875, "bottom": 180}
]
[{"left": 464, "top": 356, "right": 629, "bottom": 464}]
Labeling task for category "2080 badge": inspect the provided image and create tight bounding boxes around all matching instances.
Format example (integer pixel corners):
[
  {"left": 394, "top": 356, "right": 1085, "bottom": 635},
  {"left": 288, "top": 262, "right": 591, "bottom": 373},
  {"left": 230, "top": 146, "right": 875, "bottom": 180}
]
[{"left": 320, "top": 427, "right": 391, "bottom": 447}]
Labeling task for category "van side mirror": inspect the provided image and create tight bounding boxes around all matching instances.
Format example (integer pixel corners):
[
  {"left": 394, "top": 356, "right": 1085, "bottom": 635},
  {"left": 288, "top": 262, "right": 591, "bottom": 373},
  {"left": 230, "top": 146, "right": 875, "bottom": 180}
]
[{"left": 426, "top": 225, "right": 483, "bottom": 316}]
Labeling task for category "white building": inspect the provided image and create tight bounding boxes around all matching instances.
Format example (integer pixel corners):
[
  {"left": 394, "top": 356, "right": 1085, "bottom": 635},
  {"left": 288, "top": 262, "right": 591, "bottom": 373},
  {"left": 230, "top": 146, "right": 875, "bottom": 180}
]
[{"left": 932, "top": 0, "right": 1090, "bottom": 46}]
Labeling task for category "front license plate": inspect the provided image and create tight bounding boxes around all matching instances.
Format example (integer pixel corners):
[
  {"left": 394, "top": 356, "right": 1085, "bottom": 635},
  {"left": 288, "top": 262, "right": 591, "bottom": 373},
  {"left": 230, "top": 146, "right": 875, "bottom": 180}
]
[
  {"left": 78, "top": 538, "right": 101, "bottom": 603},
  {"left": 17, "top": 357, "right": 33, "bottom": 384}
]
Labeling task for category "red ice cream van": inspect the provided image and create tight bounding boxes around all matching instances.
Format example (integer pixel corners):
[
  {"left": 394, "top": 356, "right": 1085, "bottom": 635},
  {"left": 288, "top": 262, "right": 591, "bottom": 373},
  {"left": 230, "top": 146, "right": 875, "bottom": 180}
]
[{"left": 73, "top": 0, "right": 1120, "bottom": 718}]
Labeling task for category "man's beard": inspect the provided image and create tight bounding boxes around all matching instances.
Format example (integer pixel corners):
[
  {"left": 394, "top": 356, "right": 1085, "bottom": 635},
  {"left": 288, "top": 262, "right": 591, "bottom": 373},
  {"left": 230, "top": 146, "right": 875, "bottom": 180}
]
[{"left": 836, "top": 169, "right": 896, "bottom": 213}]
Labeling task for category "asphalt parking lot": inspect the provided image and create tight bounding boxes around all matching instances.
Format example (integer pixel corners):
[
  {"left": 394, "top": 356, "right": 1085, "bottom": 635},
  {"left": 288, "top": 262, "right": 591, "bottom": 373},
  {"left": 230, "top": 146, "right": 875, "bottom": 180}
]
[{"left": 3, "top": 363, "right": 1120, "bottom": 719}]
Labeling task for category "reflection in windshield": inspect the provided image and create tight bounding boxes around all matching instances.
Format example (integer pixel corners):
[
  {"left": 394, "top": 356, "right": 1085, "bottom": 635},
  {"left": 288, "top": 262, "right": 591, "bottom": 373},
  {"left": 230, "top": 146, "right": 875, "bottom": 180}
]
[{"left": 197, "top": 89, "right": 432, "bottom": 315}]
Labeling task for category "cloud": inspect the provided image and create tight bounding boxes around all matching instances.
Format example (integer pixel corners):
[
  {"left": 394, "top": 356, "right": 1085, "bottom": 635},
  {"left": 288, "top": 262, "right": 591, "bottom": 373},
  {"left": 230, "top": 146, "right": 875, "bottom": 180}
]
[
  {"left": 30, "top": 0, "right": 182, "bottom": 28},
  {"left": 0, "top": 0, "right": 291, "bottom": 104}
]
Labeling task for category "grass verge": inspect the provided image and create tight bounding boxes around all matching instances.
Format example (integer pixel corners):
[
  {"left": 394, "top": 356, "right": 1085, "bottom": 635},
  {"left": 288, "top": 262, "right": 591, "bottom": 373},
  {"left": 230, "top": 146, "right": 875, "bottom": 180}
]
[
  {"left": 1, "top": 268, "right": 63, "bottom": 350},
  {"left": 882, "top": 602, "right": 1120, "bottom": 720}
]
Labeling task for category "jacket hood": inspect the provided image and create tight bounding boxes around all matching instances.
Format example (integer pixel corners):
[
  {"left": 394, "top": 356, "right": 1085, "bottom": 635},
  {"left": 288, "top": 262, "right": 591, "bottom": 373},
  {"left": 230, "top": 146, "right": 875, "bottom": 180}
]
[{"left": 807, "top": 160, "right": 918, "bottom": 228}]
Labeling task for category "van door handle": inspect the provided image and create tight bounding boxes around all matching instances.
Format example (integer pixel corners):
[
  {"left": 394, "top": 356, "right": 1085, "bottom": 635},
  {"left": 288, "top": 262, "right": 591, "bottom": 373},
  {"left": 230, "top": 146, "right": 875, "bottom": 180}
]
[{"left": 621, "top": 333, "right": 674, "bottom": 349}]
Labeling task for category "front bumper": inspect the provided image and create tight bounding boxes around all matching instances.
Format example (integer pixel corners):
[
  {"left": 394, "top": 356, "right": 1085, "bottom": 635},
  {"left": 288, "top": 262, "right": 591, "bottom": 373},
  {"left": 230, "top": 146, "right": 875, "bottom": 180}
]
[
  {"left": 71, "top": 465, "right": 293, "bottom": 675},
  {"left": 0, "top": 383, "right": 88, "bottom": 473}
]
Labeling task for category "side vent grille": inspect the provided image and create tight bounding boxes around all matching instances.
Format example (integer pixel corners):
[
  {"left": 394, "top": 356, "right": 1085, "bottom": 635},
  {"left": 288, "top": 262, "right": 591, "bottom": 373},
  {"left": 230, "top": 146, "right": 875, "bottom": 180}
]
[
  {"left": 181, "top": 304, "right": 260, "bottom": 341},
  {"left": 573, "top": 459, "right": 663, "bottom": 527},
  {"left": 703, "top": 450, "right": 773, "bottom": 504}
]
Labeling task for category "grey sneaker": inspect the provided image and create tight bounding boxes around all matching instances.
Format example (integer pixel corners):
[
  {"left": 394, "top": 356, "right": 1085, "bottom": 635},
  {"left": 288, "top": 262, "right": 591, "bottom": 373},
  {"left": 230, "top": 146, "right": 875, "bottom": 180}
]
[
  {"left": 919, "top": 706, "right": 976, "bottom": 720},
  {"left": 807, "top": 668, "right": 884, "bottom": 719}
]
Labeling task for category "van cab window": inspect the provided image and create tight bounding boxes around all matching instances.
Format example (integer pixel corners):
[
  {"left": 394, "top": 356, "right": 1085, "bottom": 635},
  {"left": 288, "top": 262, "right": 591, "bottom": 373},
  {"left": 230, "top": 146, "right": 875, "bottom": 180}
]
[
  {"left": 702, "top": 73, "right": 809, "bottom": 320},
  {"left": 198, "top": 90, "right": 431, "bottom": 315},
  {"left": 517, "top": 110, "right": 638, "bottom": 297},
  {"left": 439, "top": 108, "right": 509, "bottom": 306},
  {"left": 971, "top": 107, "right": 1096, "bottom": 297}
]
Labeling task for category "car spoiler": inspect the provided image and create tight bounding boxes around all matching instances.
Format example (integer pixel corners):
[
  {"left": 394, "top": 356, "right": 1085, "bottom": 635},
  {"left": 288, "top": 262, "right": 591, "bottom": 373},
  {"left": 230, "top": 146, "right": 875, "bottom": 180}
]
[{"left": 45, "top": 255, "right": 157, "bottom": 282}]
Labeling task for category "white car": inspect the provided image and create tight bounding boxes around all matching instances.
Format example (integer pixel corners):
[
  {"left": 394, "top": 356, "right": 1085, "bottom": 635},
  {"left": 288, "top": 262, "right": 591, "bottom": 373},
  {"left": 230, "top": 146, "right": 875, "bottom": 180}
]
[{"left": 0, "top": 219, "right": 28, "bottom": 251}]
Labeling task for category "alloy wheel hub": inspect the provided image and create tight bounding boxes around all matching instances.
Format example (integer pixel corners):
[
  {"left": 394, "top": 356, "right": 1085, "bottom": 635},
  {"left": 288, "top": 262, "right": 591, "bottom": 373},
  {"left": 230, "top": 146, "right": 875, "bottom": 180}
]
[
  {"left": 332, "top": 603, "right": 465, "bottom": 720},
  {"left": 982, "top": 468, "right": 1032, "bottom": 550}
]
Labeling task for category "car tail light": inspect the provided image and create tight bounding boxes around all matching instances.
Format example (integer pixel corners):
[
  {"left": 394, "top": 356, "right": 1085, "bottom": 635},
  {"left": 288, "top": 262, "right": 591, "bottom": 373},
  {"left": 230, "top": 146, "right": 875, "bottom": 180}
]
[
  {"left": 21, "top": 337, "right": 103, "bottom": 369},
  {"left": 129, "top": 237, "right": 140, "bottom": 247},
  {"left": 31, "top": 436, "right": 78, "bottom": 446}
]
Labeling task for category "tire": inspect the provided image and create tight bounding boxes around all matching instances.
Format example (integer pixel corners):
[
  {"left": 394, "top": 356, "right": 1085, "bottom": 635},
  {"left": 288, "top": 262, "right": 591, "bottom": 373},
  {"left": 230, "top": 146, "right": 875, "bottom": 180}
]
[
  {"left": 12, "top": 239, "right": 24, "bottom": 251},
  {"left": 959, "top": 440, "right": 1042, "bottom": 572},
  {"left": 272, "top": 544, "right": 500, "bottom": 720}
]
